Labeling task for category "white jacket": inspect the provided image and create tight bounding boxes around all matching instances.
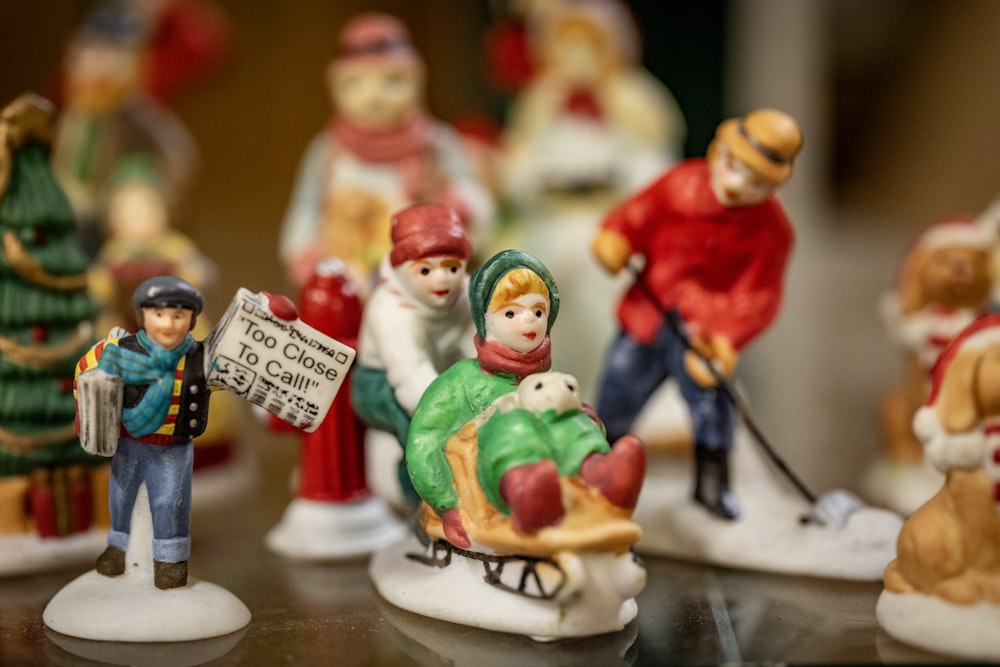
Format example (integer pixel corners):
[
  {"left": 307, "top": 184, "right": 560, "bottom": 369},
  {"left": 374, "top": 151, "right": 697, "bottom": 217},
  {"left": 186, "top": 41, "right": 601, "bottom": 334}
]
[{"left": 357, "top": 256, "right": 476, "bottom": 414}]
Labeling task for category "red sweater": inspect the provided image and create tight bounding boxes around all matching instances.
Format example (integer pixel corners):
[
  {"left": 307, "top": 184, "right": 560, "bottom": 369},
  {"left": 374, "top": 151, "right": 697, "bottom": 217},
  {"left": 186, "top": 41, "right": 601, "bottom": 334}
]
[{"left": 601, "top": 158, "right": 793, "bottom": 349}]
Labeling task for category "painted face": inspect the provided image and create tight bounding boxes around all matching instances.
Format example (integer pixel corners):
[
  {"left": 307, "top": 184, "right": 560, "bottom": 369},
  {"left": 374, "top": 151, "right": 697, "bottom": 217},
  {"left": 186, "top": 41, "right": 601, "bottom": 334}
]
[
  {"left": 142, "top": 307, "right": 194, "bottom": 350},
  {"left": 64, "top": 42, "right": 142, "bottom": 114},
  {"left": 398, "top": 256, "right": 467, "bottom": 308},
  {"left": 331, "top": 59, "right": 422, "bottom": 130},
  {"left": 107, "top": 182, "right": 169, "bottom": 243},
  {"left": 484, "top": 292, "right": 549, "bottom": 354},
  {"left": 709, "top": 142, "right": 778, "bottom": 208}
]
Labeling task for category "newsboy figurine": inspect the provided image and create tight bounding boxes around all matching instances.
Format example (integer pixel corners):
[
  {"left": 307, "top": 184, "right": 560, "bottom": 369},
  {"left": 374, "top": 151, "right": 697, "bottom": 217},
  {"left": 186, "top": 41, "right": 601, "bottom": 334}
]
[{"left": 79, "top": 276, "right": 208, "bottom": 589}]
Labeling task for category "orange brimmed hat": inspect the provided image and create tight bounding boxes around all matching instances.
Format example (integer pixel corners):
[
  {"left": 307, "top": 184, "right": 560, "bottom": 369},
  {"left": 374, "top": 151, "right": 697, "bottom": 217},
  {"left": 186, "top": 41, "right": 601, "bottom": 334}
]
[{"left": 716, "top": 108, "right": 802, "bottom": 185}]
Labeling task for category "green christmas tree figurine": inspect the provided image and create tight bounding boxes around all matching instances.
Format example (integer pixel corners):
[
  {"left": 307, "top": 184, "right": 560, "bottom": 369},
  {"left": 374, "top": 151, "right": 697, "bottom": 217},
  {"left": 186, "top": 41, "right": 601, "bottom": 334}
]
[{"left": 0, "top": 93, "right": 106, "bottom": 573}]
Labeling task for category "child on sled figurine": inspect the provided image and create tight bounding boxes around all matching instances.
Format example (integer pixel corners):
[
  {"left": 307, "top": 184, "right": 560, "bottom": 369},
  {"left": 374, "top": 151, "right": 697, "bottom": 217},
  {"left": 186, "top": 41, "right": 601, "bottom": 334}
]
[
  {"left": 592, "top": 108, "right": 802, "bottom": 521},
  {"left": 352, "top": 203, "right": 476, "bottom": 503},
  {"left": 405, "top": 249, "right": 645, "bottom": 547},
  {"left": 85, "top": 276, "right": 208, "bottom": 590},
  {"left": 370, "top": 249, "right": 647, "bottom": 640}
]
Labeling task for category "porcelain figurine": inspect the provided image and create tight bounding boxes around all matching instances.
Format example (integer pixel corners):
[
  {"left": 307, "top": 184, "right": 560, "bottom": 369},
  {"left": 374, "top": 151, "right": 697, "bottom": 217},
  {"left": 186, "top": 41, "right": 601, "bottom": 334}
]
[
  {"left": 52, "top": 1, "right": 197, "bottom": 257},
  {"left": 0, "top": 94, "right": 108, "bottom": 577},
  {"left": 867, "top": 218, "right": 994, "bottom": 514},
  {"left": 352, "top": 203, "right": 476, "bottom": 506},
  {"left": 45, "top": 278, "right": 356, "bottom": 643},
  {"left": 592, "top": 109, "right": 903, "bottom": 578},
  {"left": 370, "top": 249, "right": 647, "bottom": 640},
  {"left": 279, "top": 12, "right": 493, "bottom": 294},
  {"left": 878, "top": 313, "right": 1000, "bottom": 661},
  {"left": 266, "top": 258, "right": 406, "bottom": 559},
  {"left": 498, "top": 0, "right": 685, "bottom": 403},
  {"left": 593, "top": 108, "right": 801, "bottom": 521}
]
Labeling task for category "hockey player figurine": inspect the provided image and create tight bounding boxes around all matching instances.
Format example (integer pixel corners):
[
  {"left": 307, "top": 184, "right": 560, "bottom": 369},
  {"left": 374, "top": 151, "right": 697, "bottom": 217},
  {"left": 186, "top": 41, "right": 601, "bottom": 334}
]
[
  {"left": 279, "top": 12, "right": 492, "bottom": 293},
  {"left": 592, "top": 108, "right": 802, "bottom": 520}
]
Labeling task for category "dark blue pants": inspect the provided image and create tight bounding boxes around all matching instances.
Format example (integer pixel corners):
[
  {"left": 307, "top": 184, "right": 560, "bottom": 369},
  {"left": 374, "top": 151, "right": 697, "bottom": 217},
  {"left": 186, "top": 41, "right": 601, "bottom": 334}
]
[
  {"left": 107, "top": 437, "right": 193, "bottom": 563},
  {"left": 597, "top": 318, "right": 734, "bottom": 450}
]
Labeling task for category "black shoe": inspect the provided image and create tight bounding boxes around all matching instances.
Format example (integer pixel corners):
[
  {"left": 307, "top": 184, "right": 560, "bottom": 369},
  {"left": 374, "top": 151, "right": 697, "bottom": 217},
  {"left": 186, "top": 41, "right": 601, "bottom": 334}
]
[
  {"left": 692, "top": 446, "right": 742, "bottom": 521},
  {"left": 154, "top": 560, "right": 188, "bottom": 589},
  {"left": 96, "top": 546, "right": 125, "bottom": 577}
]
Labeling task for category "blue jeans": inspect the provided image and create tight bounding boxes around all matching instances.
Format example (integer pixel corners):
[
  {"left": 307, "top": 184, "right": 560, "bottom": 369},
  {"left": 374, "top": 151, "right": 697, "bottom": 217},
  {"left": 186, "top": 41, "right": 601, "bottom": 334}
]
[
  {"left": 597, "top": 318, "right": 734, "bottom": 450},
  {"left": 107, "top": 437, "right": 193, "bottom": 563}
]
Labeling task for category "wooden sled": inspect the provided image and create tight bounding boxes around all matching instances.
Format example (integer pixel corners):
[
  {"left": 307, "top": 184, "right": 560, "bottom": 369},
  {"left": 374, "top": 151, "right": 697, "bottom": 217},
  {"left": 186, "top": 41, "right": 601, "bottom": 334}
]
[{"left": 419, "top": 421, "right": 642, "bottom": 559}]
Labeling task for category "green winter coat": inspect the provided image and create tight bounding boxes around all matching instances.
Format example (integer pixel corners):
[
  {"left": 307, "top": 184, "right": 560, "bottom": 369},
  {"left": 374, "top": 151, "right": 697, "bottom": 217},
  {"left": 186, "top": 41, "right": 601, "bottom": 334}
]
[{"left": 405, "top": 359, "right": 518, "bottom": 513}]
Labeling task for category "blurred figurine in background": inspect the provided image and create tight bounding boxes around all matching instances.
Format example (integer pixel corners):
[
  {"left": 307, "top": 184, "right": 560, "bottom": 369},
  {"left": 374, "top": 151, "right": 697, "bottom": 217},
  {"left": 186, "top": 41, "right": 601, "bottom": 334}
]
[
  {"left": 352, "top": 204, "right": 476, "bottom": 506},
  {"left": 267, "top": 259, "right": 406, "bottom": 559},
  {"left": 499, "top": 0, "right": 685, "bottom": 400},
  {"left": 592, "top": 108, "right": 802, "bottom": 520},
  {"left": 279, "top": 12, "right": 493, "bottom": 294},
  {"left": 878, "top": 313, "right": 1000, "bottom": 661},
  {"left": 89, "top": 156, "right": 216, "bottom": 335},
  {"left": 52, "top": 0, "right": 197, "bottom": 256},
  {"left": 0, "top": 93, "right": 106, "bottom": 576},
  {"left": 869, "top": 218, "right": 994, "bottom": 514}
]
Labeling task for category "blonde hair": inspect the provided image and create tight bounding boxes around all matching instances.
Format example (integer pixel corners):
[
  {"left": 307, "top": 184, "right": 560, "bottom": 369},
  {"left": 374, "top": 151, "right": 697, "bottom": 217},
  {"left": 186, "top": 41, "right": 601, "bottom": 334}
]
[{"left": 488, "top": 268, "right": 549, "bottom": 311}]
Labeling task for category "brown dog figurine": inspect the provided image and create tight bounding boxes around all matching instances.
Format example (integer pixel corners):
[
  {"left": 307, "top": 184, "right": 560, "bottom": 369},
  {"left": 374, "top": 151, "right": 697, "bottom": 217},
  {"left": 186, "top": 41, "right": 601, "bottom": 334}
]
[
  {"left": 883, "top": 314, "right": 1000, "bottom": 604},
  {"left": 879, "top": 218, "right": 993, "bottom": 463}
]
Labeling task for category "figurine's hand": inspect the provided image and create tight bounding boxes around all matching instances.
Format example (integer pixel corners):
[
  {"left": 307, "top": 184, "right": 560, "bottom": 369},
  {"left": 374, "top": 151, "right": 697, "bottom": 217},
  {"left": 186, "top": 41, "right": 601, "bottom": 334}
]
[
  {"left": 591, "top": 230, "right": 632, "bottom": 275},
  {"left": 262, "top": 292, "right": 298, "bottom": 321},
  {"left": 683, "top": 335, "right": 738, "bottom": 387},
  {"left": 441, "top": 508, "right": 471, "bottom": 549}
]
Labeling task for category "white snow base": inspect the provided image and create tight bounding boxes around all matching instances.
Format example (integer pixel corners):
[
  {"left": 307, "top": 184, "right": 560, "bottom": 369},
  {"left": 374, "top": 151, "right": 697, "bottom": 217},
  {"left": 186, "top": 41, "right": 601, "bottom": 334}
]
[
  {"left": 634, "top": 430, "right": 904, "bottom": 580},
  {"left": 877, "top": 589, "right": 1000, "bottom": 661},
  {"left": 0, "top": 529, "right": 105, "bottom": 577},
  {"left": 265, "top": 495, "right": 408, "bottom": 560},
  {"left": 862, "top": 458, "right": 943, "bottom": 516},
  {"left": 43, "top": 484, "right": 251, "bottom": 642},
  {"left": 369, "top": 535, "right": 644, "bottom": 641}
]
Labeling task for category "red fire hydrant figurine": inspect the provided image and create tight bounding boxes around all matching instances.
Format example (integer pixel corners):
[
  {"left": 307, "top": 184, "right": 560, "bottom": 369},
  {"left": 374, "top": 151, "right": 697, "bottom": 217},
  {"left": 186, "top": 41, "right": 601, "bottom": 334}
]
[{"left": 265, "top": 258, "right": 406, "bottom": 559}]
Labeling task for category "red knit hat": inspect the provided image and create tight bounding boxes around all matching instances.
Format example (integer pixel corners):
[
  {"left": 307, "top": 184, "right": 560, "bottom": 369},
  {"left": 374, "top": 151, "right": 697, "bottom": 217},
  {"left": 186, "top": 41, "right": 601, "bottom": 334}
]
[
  {"left": 389, "top": 203, "right": 471, "bottom": 267},
  {"left": 334, "top": 13, "right": 417, "bottom": 66}
]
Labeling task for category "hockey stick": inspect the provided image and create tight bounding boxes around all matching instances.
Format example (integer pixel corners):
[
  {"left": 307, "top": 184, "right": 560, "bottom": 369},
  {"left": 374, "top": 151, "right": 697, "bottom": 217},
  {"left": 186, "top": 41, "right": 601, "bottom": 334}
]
[{"left": 628, "top": 264, "right": 863, "bottom": 526}]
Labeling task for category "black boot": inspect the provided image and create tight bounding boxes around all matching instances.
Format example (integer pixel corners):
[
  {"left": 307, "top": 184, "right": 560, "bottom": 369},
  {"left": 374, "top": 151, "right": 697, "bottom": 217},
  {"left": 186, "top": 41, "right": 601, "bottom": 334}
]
[
  {"left": 692, "top": 446, "right": 742, "bottom": 521},
  {"left": 154, "top": 560, "right": 188, "bottom": 589},
  {"left": 96, "top": 545, "right": 125, "bottom": 577}
]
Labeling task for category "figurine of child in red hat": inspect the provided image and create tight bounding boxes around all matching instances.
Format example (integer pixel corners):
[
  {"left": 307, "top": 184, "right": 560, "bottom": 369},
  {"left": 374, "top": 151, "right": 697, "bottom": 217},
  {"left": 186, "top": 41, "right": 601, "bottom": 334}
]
[
  {"left": 279, "top": 12, "right": 493, "bottom": 295},
  {"left": 352, "top": 203, "right": 476, "bottom": 504}
]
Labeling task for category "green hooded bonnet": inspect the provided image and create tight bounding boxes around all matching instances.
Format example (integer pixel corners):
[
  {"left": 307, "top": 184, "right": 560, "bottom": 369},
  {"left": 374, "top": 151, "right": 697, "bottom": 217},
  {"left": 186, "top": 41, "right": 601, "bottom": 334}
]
[{"left": 469, "top": 249, "right": 560, "bottom": 339}]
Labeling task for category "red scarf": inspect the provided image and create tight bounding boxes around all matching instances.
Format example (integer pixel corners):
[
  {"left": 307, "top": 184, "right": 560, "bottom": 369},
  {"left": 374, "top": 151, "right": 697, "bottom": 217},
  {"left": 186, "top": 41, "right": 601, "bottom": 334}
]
[
  {"left": 330, "top": 113, "right": 439, "bottom": 202},
  {"left": 474, "top": 335, "right": 552, "bottom": 383}
]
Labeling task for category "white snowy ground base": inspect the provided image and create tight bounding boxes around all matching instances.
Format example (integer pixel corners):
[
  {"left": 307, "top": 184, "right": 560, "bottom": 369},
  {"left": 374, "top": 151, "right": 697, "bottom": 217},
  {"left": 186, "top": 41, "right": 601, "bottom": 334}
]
[
  {"left": 634, "top": 429, "right": 904, "bottom": 580},
  {"left": 43, "top": 484, "right": 251, "bottom": 643},
  {"left": 876, "top": 589, "right": 1000, "bottom": 661},
  {"left": 0, "top": 528, "right": 105, "bottom": 577},
  {"left": 265, "top": 495, "right": 408, "bottom": 560},
  {"left": 862, "top": 458, "right": 943, "bottom": 516},
  {"left": 370, "top": 534, "right": 645, "bottom": 641}
]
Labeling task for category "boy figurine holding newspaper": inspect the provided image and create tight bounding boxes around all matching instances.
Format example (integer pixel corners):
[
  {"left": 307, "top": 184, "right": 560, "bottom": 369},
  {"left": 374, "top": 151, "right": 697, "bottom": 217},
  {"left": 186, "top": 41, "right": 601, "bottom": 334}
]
[{"left": 77, "top": 276, "right": 210, "bottom": 589}]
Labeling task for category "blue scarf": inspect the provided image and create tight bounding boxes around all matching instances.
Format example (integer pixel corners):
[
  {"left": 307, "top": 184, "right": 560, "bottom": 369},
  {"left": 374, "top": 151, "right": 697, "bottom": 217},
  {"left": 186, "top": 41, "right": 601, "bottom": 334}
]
[{"left": 97, "top": 330, "right": 195, "bottom": 438}]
